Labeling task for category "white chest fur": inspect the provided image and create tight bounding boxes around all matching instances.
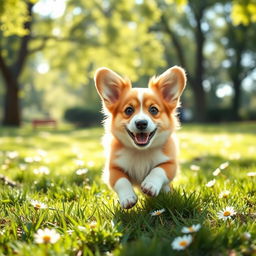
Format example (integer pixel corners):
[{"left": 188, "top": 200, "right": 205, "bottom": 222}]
[{"left": 114, "top": 147, "right": 170, "bottom": 184}]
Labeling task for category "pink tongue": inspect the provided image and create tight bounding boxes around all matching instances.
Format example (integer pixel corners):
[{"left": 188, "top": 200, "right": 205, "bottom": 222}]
[{"left": 135, "top": 133, "right": 149, "bottom": 144}]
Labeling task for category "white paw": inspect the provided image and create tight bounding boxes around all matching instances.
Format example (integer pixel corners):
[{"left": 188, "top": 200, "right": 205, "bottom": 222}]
[
  {"left": 114, "top": 178, "right": 138, "bottom": 209},
  {"left": 141, "top": 181, "right": 161, "bottom": 197},
  {"left": 119, "top": 195, "right": 138, "bottom": 209},
  {"left": 162, "top": 184, "right": 171, "bottom": 193}
]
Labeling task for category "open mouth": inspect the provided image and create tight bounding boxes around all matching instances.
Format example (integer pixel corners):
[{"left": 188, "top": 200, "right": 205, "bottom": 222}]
[{"left": 126, "top": 128, "right": 157, "bottom": 147}]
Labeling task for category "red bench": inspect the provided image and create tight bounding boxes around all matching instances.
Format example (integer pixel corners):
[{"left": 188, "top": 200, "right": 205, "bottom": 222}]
[{"left": 32, "top": 119, "right": 57, "bottom": 129}]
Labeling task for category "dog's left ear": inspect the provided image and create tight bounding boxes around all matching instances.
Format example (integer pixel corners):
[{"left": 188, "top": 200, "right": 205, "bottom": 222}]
[
  {"left": 149, "top": 66, "right": 186, "bottom": 107},
  {"left": 94, "top": 67, "right": 131, "bottom": 111}
]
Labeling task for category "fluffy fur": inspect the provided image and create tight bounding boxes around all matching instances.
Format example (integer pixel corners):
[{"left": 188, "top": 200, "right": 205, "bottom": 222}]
[{"left": 94, "top": 66, "right": 186, "bottom": 209}]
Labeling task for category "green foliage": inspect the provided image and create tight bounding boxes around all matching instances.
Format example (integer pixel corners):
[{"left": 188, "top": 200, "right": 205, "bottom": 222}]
[
  {"left": 3, "top": 0, "right": 255, "bottom": 40},
  {"left": 1, "top": 0, "right": 256, "bottom": 125},
  {"left": 0, "top": 123, "right": 255, "bottom": 255},
  {"left": 0, "top": 0, "right": 37, "bottom": 36},
  {"left": 64, "top": 107, "right": 102, "bottom": 127},
  {"left": 32, "top": 0, "right": 166, "bottom": 86},
  {"left": 231, "top": 0, "right": 256, "bottom": 25}
]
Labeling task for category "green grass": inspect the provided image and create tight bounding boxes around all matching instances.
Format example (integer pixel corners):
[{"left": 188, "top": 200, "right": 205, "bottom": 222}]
[{"left": 0, "top": 123, "right": 255, "bottom": 256}]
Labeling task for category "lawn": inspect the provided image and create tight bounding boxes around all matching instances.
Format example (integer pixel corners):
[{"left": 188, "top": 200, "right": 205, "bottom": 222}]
[{"left": 0, "top": 123, "right": 255, "bottom": 256}]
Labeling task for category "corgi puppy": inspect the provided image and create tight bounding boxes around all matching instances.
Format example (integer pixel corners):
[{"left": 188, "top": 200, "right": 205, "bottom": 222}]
[{"left": 94, "top": 66, "right": 186, "bottom": 209}]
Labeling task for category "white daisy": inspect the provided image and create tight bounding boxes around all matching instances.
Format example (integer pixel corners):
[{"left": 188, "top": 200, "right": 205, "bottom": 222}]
[
  {"left": 206, "top": 179, "right": 216, "bottom": 187},
  {"left": 33, "top": 156, "right": 42, "bottom": 162},
  {"left": 181, "top": 224, "right": 201, "bottom": 233},
  {"left": 24, "top": 157, "right": 34, "bottom": 163},
  {"left": 30, "top": 200, "right": 47, "bottom": 210},
  {"left": 150, "top": 208, "right": 166, "bottom": 216},
  {"left": 242, "top": 232, "right": 251, "bottom": 240},
  {"left": 219, "top": 190, "right": 230, "bottom": 199},
  {"left": 247, "top": 172, "right": 256, "bottom": 177},
  {"left": 213, "top": 168, "right": 221, "bottom": 176},
  {"left": 77, "top": 226, "right": 86, "bottom": 231},
  {"left": 220, "top": 161, "right": 229, "bottom": 170},
  {"left": 33, "top": 166, "right": 50, "bottom": 175},
  {"left": 66, "top": 230, "right": 74, "bottom": 235},
  {"left": 89, "top": 221, "right": 97, "bottom": 229},
  {"left": 34, "top": 228, "right": 60, "bottom": 244},
  {"left": 6, "top": 151, "right": 19, "bottom": 159},
  {"left": 171, "top": 235, "right": 192, "bottom": 250},
  {"left": 75, "top": 168, "right": 88, "bottom": 175},
  {"left": 87, "top": 161, "right": 95, "bottom": 167},
  {"left": 217, "top": 206, "right": 236, "bottom": 221},
  {"left": 19, "top": 164, "right": 27, "bottom": 171},
  {"left": 190, "top": 165, "right": 200, "bottom": 171},
  {"left": 37, "top": 149, "right": 47, "bottom": 157},
  {"left": 74, "top": 159, "right": 84, "bottom": 166}
]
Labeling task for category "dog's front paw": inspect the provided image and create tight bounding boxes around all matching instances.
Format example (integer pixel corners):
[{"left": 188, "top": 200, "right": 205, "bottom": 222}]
[
  {"left": 141, "top": 181, "right": 161, "bottom": 197},
  {"left": 119, "top": 195, "right": 138, "bottom": 209}
]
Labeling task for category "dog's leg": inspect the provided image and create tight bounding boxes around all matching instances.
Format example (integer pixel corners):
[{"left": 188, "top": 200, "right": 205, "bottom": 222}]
[
  {"left": 114, "top": 178, "right": 137, "bottom": 209},
  {"left": 141, "top": 161, "right": 177, "bottom": 197},
  {"left": 109, "top": 167, "right": 137, "bottom": 209}
]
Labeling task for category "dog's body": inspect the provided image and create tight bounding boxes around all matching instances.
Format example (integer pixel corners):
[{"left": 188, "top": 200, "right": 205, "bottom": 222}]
[{"left": 94, "top": 67, "right": 186, "bottom": 209}]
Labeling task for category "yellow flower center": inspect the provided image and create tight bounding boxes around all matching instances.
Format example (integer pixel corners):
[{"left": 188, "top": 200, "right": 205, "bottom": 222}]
[
  {"left": 223, "top": 211, "right": 231, "bottom": 216},
  {"left": 179, "top": 241, "right": 188, "bottom": 247},
  {"left": 43, "top": 235, "right": 51, "bottom": 243},
  {"left": 35, "top": 204, "right": 41, "bottom": 208},
  {"left": 155, "top": 211, "right": 161, "bottom": 216},
  {"left": 89, "top": 222, "right": 97, "bottom": 228},
  {"left": 188, "top": 227, "right": 194, "bottom": 232}
]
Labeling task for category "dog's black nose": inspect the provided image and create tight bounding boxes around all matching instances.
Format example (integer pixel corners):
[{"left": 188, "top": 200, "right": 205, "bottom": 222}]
[{"left": 135, "top": 120, "right": 148, "bottom": 130}]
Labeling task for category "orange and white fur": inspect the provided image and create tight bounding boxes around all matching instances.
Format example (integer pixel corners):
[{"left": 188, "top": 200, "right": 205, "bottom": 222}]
[{"left": 94, "top": 66, "right": 186, "bottom": 209}]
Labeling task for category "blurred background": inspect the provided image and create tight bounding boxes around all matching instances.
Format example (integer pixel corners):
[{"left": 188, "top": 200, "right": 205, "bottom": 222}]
[{"left": 0, "top": 0, "right": 256, "bottom": 127}]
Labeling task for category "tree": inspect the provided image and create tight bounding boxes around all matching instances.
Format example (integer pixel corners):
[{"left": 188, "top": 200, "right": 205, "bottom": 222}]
[
  {"left": 154, "top": 0, "right": 218, "bottom": 121},
  {"left": 0, "top": 0, "right": 165, "bottom": 126},
  {"left": 224, "top": 9, "right": 256, "bottom": 120},
  {"left": 153, "top": 0, "right": 256, "bottom": 121},
  {"left": 0, "top": 1, "right": 35, "bottom": 126}
]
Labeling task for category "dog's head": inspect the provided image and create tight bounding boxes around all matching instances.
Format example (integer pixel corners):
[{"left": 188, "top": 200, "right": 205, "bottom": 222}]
[{"left": 94, "top": 67, "right": 186, "bottom": 150}]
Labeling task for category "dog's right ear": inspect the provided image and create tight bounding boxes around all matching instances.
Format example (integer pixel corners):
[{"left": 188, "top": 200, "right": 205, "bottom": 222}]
[{"left": 94, "top": 67, "right": 131, "bottom": 110}]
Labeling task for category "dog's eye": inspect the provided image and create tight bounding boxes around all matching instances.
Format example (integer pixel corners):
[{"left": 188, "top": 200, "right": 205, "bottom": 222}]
[
  {"left": 149, "top": 106, "right": 159, "bottom": 115},
  {"left": 124, "top": 107, "right": 134, "bottom": 116}
]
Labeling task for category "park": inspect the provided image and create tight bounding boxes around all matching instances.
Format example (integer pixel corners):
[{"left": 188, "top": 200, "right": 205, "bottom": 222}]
[{"left": 0, "top": 0, "right": 255, "bottom": 255}]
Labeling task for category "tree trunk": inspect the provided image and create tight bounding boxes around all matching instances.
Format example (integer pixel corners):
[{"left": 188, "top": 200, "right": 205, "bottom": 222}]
[
  {"left": 0, "top": 2, "right": 34, "bottom": 127},
  {"left": 193, "top": 8, "right": 206, "bottom": 122},
  {"left": 191, "top": 80, "right": 206, "bottom": 122},
  {"left": 231, "top": 77, "right": 242, "bottom": 121},
  {"left": 229, "top": 41, "right": 243, "bottom": 121},
  {"left": 0, "top": 54, "right": 21, "bottom": 126},
  {"left": 160, "top": 4, "right": 207, "bottom": 122},
  {"left": 231, "top": 71, "right": 242, "bottom": 121},
  {"left": 3, "top": 80, "right": 20, "bottom": 126}
]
